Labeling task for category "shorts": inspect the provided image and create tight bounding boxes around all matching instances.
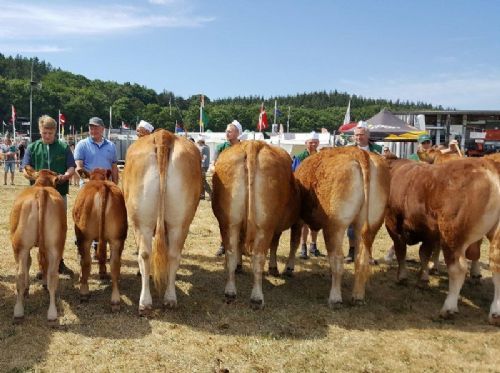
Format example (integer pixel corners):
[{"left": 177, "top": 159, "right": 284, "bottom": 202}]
[{"left": 4, "top": 161, "right": 15, "bottom": 173}]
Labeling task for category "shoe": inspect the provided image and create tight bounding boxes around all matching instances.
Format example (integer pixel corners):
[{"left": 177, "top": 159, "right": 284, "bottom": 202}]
[
  {"left": 299, "top": 244, "right": 309, "bottom": 259},
  {"left": 215, "top": 245, "right": 225, "bottom": 257},
  {"left": 58, "top": 260, "right": 74, "bottom": 276},
  {"left": 309, "top": 243, "right": 325, "bottom": 257},
  {"left": 344, "top": 247, "right": 355, "bottom": 263}
]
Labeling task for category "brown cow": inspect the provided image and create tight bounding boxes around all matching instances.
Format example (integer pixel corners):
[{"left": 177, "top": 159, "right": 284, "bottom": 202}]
[
  {"left": 123, "top": 130, "right": 201, "bottom": 314},
  {"left": 212, "top": 141, "right": 300, "bottom": 308},
  {"left": 289, "top": 147, "right": 390, "bottom": 306},
  {"left": 10, "top": 168, "right": 66, "bottom": 323},
  {"left": 73, "top": 168, "right": 127, "bottom": 310},
  {"left": 386, "top": 158, "right": 500, "bottom": 323}
]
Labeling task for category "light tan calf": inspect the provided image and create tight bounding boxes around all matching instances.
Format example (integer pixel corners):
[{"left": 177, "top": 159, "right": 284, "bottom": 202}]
[
  {"left": 10, "top": 168, "right": 66, "bottom": 323},
  {"left": 123, "top": 130, "right": 201, "bottom": 314}
]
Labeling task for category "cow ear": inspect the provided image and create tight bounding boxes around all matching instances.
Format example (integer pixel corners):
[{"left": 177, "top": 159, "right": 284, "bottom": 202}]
[
  {"left": 77, "top": 169, "right": 90, "bottom": 180},
  {"left": 23, "top": 165, "right": 39, "bottom": 180},
  {"left": 107, "top": 169, "right": 112, "bottom": 179}
]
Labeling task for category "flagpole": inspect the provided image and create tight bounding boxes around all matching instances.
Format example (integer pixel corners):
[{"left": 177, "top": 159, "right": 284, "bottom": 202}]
[
  {"left": 108, "top": 106, "right": 112, "bottom": 140},
  {"left": 287, "top": 106, "right": 290, "bottom": 133},
  {"left": 274, "top": 100, "right": 277, "bottom": 125}
]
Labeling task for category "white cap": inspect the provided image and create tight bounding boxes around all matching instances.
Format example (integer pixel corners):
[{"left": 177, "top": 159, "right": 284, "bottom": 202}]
[
  {"left": 356, "top": 120, "right": 368, "bottom": 129},
  {"left": 137, "top": 120, "right": 154, "bottom": 133},
  {"left": 306, "top": 131, "right": 319, "bottom": 141},
  {"left": 230, "top": 120, "right": 243, "bottom": 136}
]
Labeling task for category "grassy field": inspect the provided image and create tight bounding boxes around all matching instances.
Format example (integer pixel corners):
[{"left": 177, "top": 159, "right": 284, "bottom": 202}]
[{"left": 0, "top": 171, "right": 499, "bottom": 372}]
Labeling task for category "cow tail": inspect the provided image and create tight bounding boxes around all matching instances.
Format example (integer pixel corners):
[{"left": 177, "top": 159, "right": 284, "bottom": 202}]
[
  {"left": 244, "top": 142, "right": 259, "bottom": 254},
  {"left": 152, "top": 131, "right": 171, "bottom": 294},
  {"left": 37, "top": 189, "right": 48, "bottom": 275},
  {"left": 97, "top": 184, "right": 109, "bottom": 267}
]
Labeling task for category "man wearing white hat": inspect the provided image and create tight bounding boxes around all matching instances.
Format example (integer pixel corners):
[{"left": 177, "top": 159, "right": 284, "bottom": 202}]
[
  {"left": 214, "top": 120, "right": 243, "bottom": 256},
  {"left": 292, "top": 131, "right": 324, "bottom": 259},
  {"left": 136, "top": 120, "right": 154, "bottom": 137}
]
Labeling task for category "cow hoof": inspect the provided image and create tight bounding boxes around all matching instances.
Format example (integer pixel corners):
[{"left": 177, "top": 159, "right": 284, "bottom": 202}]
[
  {"left": 111, "top": 302, "right": 120, "bottom": 312},
  {"left": 328, "top": 300, "right": 343, "bottom": 309},
  {"left": 250, "top": 298, "right": 264, "bottom": 310},
  {"left": 47, "top": 318, "right": 59, "bottom": 328},
  {"left": 470, "top": 274, "right": 482, "bottom": 285},
  {"left": 489, "top": 313, "right": 500, "bottom": 326},
  {"left": 138, "top": 305, "right": 152, "bottom": 317},
  {"left": 99, "top": 273, "right": 111, "bottom": 281},
  {"left": 397, "top": 278, "right": 408, "bottom": 286},
  {"left": 235, "top": 264, "right": 243, "bottom": 274},
  {"left": 283, "top": 268, "right": 294, "bottom": 277},
  {"left": 440, "top": 309, "right": 458, "bottom": 319},
  {"left": 268, "top": 267, "right": 280, "bottom": 277},
  {"left": 163, "top": 300, "right": 178, "bottom": 309},
  {"left": 80, "top": 293, "right": 91, "bottom": 303},
  {"left": 352, "top": 298, "right": 366, "bottom": 306},
  {"left": 429, "top": 268, "right": 439, "bottom": 275},
  {"left": 12, "top": 316, "right": 24, "bottom": 325},
  {"left": 224, "top": 293, "right": 236, "bottom": 304}
]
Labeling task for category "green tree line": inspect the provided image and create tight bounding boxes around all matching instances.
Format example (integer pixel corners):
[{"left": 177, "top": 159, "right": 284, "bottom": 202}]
[{"left": 0, "top": 54, "right": 438, "bottom": 137}]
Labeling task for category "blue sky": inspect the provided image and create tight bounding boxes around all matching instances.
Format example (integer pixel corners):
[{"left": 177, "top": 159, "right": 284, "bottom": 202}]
[{"left": 1, "top": 0, "right": 500, "bottom": 109}]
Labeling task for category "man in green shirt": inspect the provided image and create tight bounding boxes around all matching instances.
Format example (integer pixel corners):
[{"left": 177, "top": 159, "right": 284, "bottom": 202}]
[
  {"left": 292, "top": 131, "right": 324, "bottom": 259},
  {"left": 22, "top": 115, "right": 76, "bottom": 276}
]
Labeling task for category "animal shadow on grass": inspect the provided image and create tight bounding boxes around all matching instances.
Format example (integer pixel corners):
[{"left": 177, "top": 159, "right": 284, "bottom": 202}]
[{"left": 0, "top": 277, "right": 54, "bottom": 372}]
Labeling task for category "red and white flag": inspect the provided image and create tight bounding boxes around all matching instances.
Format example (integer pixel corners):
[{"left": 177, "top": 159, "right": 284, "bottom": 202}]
[
  {"left": 257, "top": 102, "right": 268, "bottom": 131},
  {"left": 59, "top": 111, "right": 66, "bottom": 126},
  {"left": 121, "top": 121, "right": 129, "bottom": 129}
]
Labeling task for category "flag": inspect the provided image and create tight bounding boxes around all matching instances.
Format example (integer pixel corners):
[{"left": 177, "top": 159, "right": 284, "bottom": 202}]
[
  {"left": 59, "top": 111, "right": 66, "bottom": 136},
  {"left": 121, "top": 121, "right": 129, "bottom": 129},
  {"left": 343, "top": 99, "right": 351, "bottom": 125},
  {"left": 11, "top": 105, "right": 16, "bottom": 141},
  {"left": 11, "top": 105, "right": 16, "bottom": 124},
  {"left": 257, "top": 103, "right": 268, "bottom": 131},
  {"left": 199, "top": 94, "right": 209, "bottom": 132}
]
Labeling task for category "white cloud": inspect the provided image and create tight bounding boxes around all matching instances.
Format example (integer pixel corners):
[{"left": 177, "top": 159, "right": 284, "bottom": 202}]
[
  {"left": 0, "top": 44, "right": 67, "bottom": 53},
  {"left": 0, "top": 1, "right": 214, "bottom": 39},
  {"left": 340, "top": 72, "right": 500, "bottom": 110}
]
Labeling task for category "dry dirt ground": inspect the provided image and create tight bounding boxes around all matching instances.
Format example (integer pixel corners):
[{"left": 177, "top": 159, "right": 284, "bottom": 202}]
[{"left": 0, "top": 172, "right": 499, "bottom": 372}]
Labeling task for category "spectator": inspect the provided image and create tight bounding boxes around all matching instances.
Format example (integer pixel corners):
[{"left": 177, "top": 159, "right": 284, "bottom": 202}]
[
  {"left": 292, "top": 131, "right": 324, "bottom": 259},
  {"left": 136, "top": 120, "right": 154, "bottom": 138},
  {"left": 408, "top": 133, "right": 432, "bottom": 161},
  {"left": 197, "top": 136, "right": 212, "bottom": 200},
  {"left": 17, "top": 139, "right": 26, "bottom": 172},
  {"left": 214, "top": 120, "right": 243, "bottom": 257},
  {"left": 74, "top": 117, "right": 119, "bottom": 184},
  {"left": 22, "top": 115, "right": 76, "bottom": 276},
  {"left": 1, "top": 135, "right": 17, "bottom": 185}
]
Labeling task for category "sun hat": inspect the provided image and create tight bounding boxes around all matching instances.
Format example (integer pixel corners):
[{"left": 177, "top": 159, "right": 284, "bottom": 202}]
[
  {"left": 137, "top": 120, "right": 154, "bottom": 133},
  {"left": 229, "top": 120, "right": 242, "bottom": 135}
]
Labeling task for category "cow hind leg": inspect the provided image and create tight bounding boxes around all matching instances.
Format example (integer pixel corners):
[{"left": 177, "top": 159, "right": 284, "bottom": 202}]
[
  {"left": 268, "top": 233, "right": 281, "bottom": 277},
  {"left": 14, "top": 248, "right": 30, "bottom": 321},
  {"left": 224, "top": 224, "right": 241, "bottom": 301},
  {"left": 249, "top": 233, "right": 272, "bottom": 309},
  {"left": 428, "top": 246, "right": 441, "bottom": 275},
  {"left": 109, "top": 239, "right": 123, "bottom": 312},
  {"left": 418, "top": 241, "right": 435, "bottom": 284},
  {"left": 284, "top": 222, "right": 303, "bottom": 277},
  {"left": 323, "top": 227, "right": 345, "bottom": 307},
  {"left": 136, "top": 229, "right": 153, "bottom": 315},
  {"left": 79, "top": 238, "right": 93, "bottom": 302},
  {"left": 490, "top": 273, "right": 500, "bottom": 325},
  {"left": 46, "top": 248, "right": 60, "bottom": 323},
  {"left": 440, "top": 253, "right": 467, "bottom": 319},
  {"left": 353, "top": 227, "right": 375, "bottom": 303},
  {"left": 163, "top": 226, "right": 186, "bottom": 309}
]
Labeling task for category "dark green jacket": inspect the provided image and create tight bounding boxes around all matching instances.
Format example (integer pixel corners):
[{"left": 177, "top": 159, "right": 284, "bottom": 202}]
[{"left": 26, "top": 140, "right": 74, "bottom": 195}]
